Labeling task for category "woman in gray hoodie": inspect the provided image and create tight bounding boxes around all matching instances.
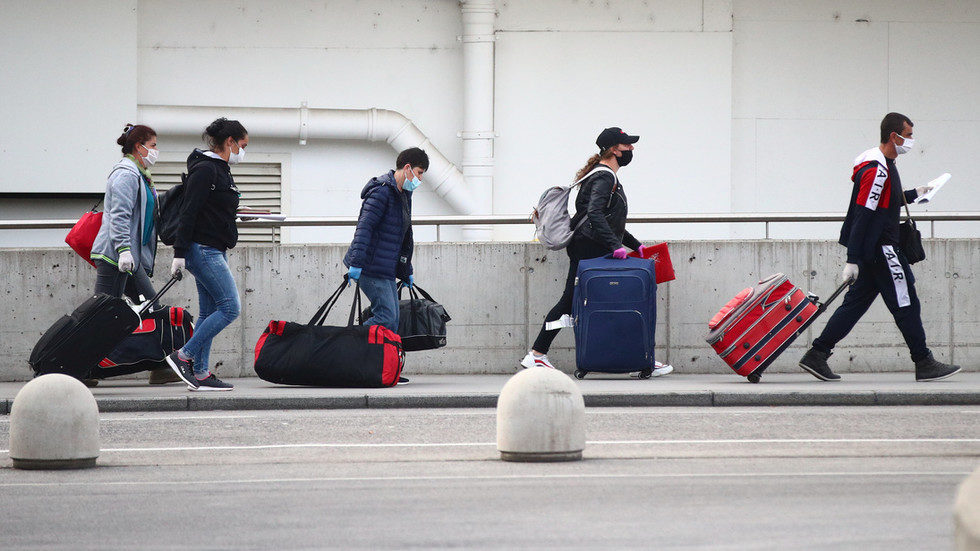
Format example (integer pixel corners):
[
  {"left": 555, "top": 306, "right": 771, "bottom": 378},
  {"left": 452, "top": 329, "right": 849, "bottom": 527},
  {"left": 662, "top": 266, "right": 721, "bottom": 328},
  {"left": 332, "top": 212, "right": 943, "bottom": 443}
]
[
  {"left": 89, "top": 124, "right": 175, "bottom": 385},
  {"left": 90, "top": 124, "right": 159, "bottom": 304}
]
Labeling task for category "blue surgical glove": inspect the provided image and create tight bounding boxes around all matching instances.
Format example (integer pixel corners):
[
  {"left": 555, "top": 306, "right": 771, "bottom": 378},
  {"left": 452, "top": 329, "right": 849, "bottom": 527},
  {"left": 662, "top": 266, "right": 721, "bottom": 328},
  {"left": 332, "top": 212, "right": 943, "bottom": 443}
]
[
  {"left": 348, "top": 266, "right": 362, "bottom": 284},
  {"left": 407, "top": 275, "right": 414, "bottom": 288}
]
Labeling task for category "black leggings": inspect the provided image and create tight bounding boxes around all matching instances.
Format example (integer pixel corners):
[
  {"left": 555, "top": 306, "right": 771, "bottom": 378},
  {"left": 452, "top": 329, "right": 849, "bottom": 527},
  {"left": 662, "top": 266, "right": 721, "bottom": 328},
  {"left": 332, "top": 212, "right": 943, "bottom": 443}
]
[
  {"left": 93, "top": 259, "right": 158, "bottom": 306},
  {"left": 531, "top": 238, "right": 610, "bottom": 354}
]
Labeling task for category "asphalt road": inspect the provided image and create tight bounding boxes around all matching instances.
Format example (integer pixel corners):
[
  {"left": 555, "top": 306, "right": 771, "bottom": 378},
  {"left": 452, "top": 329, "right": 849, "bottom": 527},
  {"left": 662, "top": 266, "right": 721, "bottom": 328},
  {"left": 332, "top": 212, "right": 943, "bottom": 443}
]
[{"left": 1, "top": 406, "right": 978, "bottom": 550}]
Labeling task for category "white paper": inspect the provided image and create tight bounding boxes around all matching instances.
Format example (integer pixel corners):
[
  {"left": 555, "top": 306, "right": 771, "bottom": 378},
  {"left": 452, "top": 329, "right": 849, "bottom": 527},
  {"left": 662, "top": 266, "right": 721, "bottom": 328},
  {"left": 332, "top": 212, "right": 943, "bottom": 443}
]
[{"left": 914, "top": 173, "right": 950, "bottom": 204}]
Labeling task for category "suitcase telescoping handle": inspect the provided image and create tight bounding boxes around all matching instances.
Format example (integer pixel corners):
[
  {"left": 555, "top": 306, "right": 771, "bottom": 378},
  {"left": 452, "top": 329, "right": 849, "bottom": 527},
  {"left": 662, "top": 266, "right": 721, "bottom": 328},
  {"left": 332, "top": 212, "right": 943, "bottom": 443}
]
[
  {"left": 137, "top": 270, "right": 182, "bottom": 316},
  {"left": 815, "top": 279, "right": 852, "bottom": 315}
]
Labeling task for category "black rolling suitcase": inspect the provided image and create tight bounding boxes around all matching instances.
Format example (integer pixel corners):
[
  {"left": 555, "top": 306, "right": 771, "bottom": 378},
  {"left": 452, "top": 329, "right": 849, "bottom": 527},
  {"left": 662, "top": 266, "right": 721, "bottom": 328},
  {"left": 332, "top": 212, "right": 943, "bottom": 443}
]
[{"left": 29, "top": 273, "right": 182, "bottom": 380}]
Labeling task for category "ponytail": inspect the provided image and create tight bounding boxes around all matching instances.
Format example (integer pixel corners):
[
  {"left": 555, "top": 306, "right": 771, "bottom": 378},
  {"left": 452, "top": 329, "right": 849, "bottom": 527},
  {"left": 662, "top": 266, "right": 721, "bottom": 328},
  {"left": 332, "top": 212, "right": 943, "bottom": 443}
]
[{"left": 574, "top": 148, "right": 617, "bottom": 181}]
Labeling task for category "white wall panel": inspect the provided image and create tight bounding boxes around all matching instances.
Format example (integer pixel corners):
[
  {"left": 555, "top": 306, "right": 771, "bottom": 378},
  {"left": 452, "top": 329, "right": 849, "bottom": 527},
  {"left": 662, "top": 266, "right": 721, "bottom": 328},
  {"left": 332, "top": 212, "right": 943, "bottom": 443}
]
[
  {"left": 733, "top": 20, "right": 889, "bottom": 120},
  {"left": 0, "top": 1, "right": 137, "bottom": 193},
  {"left": 492, "top": 31, "right": 733, "bottom": 241},
  {"left": 497, "top": 0, "right": 704, "bottom": 32},
  {"left": 138, "top": 0, "right": 461, "bottom": 48},
  {"left": 752, "top": 118, "right": 876, "bottom": 212},
  {"left": 888, "top": 22, "right": 980, "bottom": 122},
  {"left": 734, "top": 0, "right": 980, "bottom": 23}
]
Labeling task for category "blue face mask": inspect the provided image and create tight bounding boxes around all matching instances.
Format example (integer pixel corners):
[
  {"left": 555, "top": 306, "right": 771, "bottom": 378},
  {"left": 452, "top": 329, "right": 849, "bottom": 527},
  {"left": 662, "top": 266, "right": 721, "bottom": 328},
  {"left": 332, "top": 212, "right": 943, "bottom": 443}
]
[{"left": 403, "top": 169, "right": 422, "bottom": 191}]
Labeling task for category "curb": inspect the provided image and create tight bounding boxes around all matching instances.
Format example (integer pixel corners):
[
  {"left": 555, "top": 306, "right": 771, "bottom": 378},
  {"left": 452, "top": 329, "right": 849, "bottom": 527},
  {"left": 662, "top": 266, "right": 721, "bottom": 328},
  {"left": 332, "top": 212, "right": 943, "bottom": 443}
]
[{"left": 43, "top": 390, "right": 980, "bottom": 413}]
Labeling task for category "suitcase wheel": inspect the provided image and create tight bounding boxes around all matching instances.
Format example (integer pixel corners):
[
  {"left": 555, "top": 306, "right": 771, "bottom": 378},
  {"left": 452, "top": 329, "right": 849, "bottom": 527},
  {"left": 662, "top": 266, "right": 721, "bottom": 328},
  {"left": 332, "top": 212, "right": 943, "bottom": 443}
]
[
  {"left": 637, "top": 368, "right": 653, "bottom": 380},
  {"left": 746, "top": 372, "right": 762, "bottom": 384},
  {"left": 574, "top": 370, "right": 587, "bottom": 380}
]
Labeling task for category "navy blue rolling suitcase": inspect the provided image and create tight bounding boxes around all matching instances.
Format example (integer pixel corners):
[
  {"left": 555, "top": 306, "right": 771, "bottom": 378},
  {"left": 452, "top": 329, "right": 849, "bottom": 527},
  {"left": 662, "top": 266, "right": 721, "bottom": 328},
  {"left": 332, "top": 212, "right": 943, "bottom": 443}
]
[{"left": 572, "top": 255, "right": 657, "bottom": 379}]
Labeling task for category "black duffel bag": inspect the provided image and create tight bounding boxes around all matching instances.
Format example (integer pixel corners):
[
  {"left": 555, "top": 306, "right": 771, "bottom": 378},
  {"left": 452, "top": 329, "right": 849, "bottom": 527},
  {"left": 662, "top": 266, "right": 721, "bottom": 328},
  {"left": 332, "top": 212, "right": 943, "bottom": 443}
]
[
  {"left": 92, "top": 306, "right": 195, "bottom": 379},
  {"left": 362, "top": 284, "right": 451, "bottom": 352},
  {"left": 253, "top": 277, "right": 405, "bottom": 387}
]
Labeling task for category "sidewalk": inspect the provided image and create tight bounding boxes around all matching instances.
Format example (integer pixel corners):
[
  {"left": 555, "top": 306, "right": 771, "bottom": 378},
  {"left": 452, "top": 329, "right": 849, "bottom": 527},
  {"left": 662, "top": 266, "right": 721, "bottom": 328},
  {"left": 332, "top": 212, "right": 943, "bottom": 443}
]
[{"left": 1, "top": 372, "right": 977, "bottom": 413}]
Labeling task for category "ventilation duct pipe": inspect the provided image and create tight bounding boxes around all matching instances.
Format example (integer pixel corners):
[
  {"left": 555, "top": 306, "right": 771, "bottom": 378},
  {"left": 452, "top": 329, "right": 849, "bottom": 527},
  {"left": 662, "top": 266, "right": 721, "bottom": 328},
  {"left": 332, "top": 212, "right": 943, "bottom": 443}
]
[
  {"left": 137, "top": 104, "right": 477, "bottom": 217},
  {"left": 459, "top": 0, "right": 497, "bottom": 241}
]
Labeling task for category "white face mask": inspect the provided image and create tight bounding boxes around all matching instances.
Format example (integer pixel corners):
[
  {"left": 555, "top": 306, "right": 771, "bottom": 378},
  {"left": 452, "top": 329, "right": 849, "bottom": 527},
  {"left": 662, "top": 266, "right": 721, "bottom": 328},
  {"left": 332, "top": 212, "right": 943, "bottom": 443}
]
[
  {"left": 894, "top": 134, "right": 914, "bottom": 155},
  {"left": 141, "top": 145, "right": 159, "bottom": 166},
  {"left": 228, "top": 142, "right": 246, "bottom": 165}
]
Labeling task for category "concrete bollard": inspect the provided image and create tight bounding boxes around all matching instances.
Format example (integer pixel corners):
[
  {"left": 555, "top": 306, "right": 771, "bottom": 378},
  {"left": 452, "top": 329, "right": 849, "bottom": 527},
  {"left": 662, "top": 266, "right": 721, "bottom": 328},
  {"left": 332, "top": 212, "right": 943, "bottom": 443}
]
[
  {"left": 955, "top": 465, "right": 980, "bottom": 550},
  {"left": 496, "top": 367, "right": 585, "bottom": 462},
  {"left": 9, "top": 374, "right": 100, "bottom": 470}
]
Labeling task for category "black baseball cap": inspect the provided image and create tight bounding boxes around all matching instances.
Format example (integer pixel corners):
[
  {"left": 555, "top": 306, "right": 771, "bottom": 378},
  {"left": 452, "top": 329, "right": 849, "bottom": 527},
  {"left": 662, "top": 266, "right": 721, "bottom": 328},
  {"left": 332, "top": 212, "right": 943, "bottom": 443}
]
[{"left": 596, "top": 127, "right": 640, "bottom": 150}]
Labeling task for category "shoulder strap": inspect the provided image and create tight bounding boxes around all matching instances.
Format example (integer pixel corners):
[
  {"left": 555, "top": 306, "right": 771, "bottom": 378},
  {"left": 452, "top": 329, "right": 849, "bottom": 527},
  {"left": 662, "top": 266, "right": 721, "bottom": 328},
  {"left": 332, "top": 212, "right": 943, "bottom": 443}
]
[
  {"left": 573, "top": 165, "right": 617, "bottom": 187},
  {"left": 900, "top": 183, "right": 914, "bottom": 221}
]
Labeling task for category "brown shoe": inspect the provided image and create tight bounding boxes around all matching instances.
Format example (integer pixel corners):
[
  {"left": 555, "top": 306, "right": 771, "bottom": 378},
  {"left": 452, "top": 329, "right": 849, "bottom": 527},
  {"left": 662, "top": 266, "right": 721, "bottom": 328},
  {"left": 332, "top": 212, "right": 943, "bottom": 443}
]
[
  {"left": 82, "top": 378, "right": 99, "bottom": 388},
  {"left": 148, "top": 368, "right": 181, "bottom": 385}
]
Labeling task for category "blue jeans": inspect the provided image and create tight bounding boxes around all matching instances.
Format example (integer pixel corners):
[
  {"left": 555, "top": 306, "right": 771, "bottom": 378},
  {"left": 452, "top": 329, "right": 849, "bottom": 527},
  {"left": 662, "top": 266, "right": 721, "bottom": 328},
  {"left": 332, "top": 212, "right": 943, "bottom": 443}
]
[
  {"left": 180, "top": 243, "right": 241, "bottom": 376},
  {"left": 359, "top": 274, "right": 398, "bottom": 332}
]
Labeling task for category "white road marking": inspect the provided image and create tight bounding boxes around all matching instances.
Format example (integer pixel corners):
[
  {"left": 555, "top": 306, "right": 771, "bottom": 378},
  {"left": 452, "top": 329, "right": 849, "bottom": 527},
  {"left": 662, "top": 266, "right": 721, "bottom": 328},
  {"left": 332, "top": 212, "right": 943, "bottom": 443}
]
[
  {"left": 2, "top": 437, "right": 976, "bottom": 455},
  {"left": 0, "top": 471, "right": 969, "bottom": 489},
  {"left": 0, "top": 414, "right": 259, "bottom": 423}
]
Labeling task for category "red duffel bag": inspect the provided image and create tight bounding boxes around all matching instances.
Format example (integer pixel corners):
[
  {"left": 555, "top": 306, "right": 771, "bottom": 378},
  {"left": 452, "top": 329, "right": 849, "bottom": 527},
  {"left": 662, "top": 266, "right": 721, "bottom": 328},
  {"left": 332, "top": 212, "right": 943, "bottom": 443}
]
[{"left": 253, "top": 277, "right": 405, "bottom": 388}]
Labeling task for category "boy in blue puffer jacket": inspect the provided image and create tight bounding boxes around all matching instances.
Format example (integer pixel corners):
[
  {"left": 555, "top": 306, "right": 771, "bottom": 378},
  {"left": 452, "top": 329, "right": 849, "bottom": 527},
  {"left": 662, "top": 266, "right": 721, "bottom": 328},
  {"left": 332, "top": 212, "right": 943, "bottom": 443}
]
[{"left": 344, "top": 147, "right": 429, "bottom": 333}]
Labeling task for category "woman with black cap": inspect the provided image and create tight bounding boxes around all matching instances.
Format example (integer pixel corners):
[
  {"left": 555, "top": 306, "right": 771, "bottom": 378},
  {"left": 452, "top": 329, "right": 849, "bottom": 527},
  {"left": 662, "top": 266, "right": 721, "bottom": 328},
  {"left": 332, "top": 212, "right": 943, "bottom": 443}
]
[{"left": 520, "top": 127, "right": 672, "bottom": 376}]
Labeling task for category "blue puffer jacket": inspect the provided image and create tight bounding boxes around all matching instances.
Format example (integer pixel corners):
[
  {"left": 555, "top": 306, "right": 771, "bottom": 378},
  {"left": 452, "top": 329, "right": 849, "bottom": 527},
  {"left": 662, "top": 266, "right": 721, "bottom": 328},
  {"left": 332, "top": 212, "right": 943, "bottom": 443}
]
[{"left": 343, "top": 170, "right": 414, "bottom": 280}]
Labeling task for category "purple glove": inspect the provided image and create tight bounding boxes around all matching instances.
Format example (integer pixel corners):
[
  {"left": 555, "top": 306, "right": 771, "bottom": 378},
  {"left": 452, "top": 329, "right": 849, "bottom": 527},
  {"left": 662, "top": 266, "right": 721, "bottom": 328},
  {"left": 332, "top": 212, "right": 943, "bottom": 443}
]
[
  {"left": 612, "top": 247, "right": 629, "bottom": 259},
  {"left": 638, "top": 244, "right": 649, "bottom": 257}
]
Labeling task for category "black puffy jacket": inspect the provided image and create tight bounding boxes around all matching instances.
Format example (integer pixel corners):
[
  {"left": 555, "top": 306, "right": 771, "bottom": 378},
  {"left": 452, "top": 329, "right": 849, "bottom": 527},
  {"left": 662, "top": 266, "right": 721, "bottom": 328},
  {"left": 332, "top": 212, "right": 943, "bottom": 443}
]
[{"left": 569, "top": 168, "right": 641, "bottom": 252}]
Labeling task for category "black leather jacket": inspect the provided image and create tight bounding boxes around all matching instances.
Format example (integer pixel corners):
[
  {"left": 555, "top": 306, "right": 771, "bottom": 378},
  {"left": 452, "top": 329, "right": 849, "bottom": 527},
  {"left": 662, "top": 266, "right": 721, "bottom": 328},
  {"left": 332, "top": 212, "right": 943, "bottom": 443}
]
[{"left": 569, "top": 168, "right": 640, "bottom": 252}]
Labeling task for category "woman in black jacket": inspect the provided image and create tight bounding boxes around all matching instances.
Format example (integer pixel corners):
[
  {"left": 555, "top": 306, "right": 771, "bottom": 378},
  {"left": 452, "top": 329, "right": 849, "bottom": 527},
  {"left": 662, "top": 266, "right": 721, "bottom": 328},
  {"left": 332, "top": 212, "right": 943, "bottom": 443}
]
[
  {"left": 521, "top": 127, "right": 669, "bottom": 376},
  {"left": 165, "top": 118, "right": 247, "bottom": 391}
]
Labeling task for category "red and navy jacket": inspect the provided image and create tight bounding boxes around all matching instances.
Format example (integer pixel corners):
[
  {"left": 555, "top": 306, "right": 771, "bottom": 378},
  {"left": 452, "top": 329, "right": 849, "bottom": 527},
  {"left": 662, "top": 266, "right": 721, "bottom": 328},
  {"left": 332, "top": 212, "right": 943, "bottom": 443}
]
[{"left": 837, "top": 147, "right": 918, "bottom": 266}]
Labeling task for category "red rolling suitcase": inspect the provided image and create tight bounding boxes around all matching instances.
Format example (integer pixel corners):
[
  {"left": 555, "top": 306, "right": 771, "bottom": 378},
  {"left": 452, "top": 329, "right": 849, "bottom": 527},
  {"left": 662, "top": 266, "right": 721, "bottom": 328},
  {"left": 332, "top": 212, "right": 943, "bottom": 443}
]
[{"left": 704, "top": 273, "right": 849, "bottom": 383}]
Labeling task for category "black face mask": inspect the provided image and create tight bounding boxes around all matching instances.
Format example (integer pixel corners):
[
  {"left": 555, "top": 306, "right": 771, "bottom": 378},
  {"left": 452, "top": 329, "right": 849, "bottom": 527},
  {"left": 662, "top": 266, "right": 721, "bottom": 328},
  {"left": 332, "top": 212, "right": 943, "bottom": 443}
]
[{"left": 616, "top": 149, "right": 633, "bottom": 167}]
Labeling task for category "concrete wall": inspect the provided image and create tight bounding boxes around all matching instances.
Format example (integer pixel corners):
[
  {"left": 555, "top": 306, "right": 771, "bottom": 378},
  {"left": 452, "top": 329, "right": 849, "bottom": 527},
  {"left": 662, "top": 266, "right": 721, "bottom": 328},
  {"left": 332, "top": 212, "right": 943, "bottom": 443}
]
[{"left": 2, "top": 239, "right": 975, "bottom": 382}]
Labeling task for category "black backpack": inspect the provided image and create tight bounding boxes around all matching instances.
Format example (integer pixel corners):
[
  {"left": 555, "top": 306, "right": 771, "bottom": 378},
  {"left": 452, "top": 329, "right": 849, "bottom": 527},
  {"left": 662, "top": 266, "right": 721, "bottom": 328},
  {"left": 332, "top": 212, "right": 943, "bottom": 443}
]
[{"left": 155, "top": 172, "right": 187, "bottom": 246}]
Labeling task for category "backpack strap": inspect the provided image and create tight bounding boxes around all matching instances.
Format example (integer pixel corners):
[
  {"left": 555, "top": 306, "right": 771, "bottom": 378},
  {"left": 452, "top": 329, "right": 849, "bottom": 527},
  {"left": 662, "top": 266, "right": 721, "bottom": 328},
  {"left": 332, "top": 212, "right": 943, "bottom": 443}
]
[
  {"left": 577, "top": 165, "right": 619, "bottom": 208},
  {"left": 570, "top": 165, "right": 620, "bottom": 233}
]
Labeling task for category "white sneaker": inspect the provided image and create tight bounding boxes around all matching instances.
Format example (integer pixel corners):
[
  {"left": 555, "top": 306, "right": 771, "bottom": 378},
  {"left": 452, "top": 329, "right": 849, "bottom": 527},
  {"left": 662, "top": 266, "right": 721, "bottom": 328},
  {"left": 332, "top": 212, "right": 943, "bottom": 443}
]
[
  {"left": 520, "top": 352, "right": 557, "bottom": 369},
  {"left": 652, "top": 361, "right": 674, "bottom": 377}
]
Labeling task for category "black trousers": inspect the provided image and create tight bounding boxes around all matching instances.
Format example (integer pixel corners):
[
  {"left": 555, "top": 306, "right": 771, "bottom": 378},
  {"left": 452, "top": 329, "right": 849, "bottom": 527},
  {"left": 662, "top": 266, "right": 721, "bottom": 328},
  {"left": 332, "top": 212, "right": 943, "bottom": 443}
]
[
  {"left": 531, "top": 237, "right": 610, "bottom": 354},
  {"left": 93, "top": 260, "right": 158, "bottom": 306},
  {"left": 812, "top": 245, "right": 930, "bottom": 362}
]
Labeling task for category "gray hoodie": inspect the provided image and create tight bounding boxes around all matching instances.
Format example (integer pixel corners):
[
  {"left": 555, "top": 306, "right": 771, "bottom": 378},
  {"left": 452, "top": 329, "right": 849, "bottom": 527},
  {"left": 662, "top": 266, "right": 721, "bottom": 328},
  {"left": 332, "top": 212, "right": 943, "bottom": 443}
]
[{"left": 90, "top": 157, "right": 157, "bottom": 275}]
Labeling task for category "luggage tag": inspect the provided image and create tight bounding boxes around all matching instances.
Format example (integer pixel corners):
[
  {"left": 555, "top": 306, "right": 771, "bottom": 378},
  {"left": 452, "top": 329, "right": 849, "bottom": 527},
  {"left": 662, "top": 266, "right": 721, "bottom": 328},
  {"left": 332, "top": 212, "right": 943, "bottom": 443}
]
[{"left": 545, "top": 314, "right": 575, "bottom": 330}]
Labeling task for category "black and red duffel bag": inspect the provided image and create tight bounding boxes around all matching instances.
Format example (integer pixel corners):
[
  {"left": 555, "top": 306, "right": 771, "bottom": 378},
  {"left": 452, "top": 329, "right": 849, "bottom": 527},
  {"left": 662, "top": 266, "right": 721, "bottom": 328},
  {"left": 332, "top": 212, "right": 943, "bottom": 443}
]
[
  {"left": 253, "top": 277, "right": 405, "bottom": 387},
  {"left": 92, "top": 306, "right": 195, "bottom": 378}
]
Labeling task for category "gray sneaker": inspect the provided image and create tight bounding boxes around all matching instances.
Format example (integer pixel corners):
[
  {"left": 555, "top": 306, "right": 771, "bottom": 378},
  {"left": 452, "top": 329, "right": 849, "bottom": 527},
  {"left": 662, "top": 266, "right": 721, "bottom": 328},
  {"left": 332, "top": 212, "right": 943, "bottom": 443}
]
[
  {"left": 190, "top": 374, "right": 234, "bottom": 392},
  {"left": 914, "top": 353, "right": 961, "bottom": 382},
  {"left": 165, "top": 351, "right": 198, "bottom": 389},
  {"left": 799, "top": 348, "right": 841, "bottom": 381}
]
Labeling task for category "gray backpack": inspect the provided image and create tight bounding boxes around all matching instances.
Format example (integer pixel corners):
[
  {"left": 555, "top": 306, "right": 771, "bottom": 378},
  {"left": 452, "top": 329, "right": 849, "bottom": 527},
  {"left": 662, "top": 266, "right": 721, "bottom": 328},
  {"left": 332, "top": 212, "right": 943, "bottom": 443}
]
[{"left": 532, "top": 166, "right": 617, "bottom": 250}]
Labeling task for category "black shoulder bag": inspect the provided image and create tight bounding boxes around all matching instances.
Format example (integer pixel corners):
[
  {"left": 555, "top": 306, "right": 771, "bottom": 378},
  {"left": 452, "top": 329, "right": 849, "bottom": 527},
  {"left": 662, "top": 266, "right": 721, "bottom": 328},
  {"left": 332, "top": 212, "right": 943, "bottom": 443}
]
[{"left": 900, "top": 189, "right": 925, "bottom": 264}]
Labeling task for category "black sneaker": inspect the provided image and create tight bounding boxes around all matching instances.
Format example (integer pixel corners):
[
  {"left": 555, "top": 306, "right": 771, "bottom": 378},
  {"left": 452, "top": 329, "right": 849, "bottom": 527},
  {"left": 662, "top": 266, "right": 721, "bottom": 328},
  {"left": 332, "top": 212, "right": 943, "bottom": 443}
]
[
  {"left": 190, "top": 374, "right": 234, "bottom": 392},
  {"left": 398, "top": 376, "right": 410, "bottom": 384},
  {"left": 914, "top": 353, "right": 961, "bottom": 382},
  {"left": 799, "top": 348, "right": 841, "bottom": 381},
  {"left": 165, "top": 351, "right": 199, "bottom": 389}
]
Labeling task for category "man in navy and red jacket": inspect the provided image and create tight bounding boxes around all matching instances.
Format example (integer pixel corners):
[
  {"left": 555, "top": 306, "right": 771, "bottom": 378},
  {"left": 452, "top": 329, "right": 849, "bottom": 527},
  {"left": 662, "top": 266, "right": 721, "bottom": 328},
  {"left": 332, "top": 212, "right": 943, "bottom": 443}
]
[{"left": 799, "top": 113, "right": 960, "bottom": 382}]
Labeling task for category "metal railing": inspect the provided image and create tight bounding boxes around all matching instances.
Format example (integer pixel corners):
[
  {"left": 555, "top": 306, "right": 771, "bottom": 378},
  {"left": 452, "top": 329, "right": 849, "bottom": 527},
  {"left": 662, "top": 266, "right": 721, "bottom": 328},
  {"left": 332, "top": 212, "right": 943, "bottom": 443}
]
[{"left": 2, "top": 212, "right": 978, "bottom": 240}]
